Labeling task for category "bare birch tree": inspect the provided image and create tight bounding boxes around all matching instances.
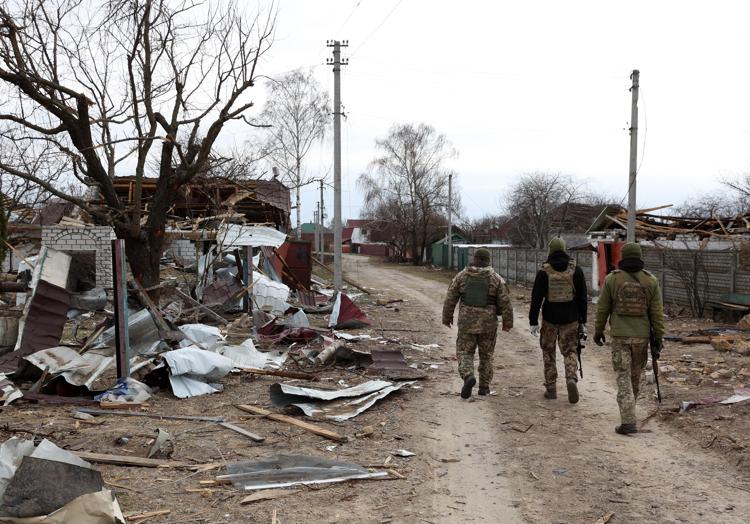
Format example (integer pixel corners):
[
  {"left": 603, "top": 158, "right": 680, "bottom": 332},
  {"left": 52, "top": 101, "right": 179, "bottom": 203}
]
[
  {"left": 260, "top": 69, "right": 329, "bottom": 238},
  {"left": 0, "top": 0, "right": 274, "bottom": 287},
  {"left": 359, "top": 123, "right": 455, "bottom": 264}
]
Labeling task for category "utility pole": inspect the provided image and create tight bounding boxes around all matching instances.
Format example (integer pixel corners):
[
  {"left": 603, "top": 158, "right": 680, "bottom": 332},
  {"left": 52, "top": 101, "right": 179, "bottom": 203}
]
[
  {"left": 327, "top": 40, "right": 348, "bottom": 289},
  {"left": 627, "top": 69, "right": 639, "bottom": 243},
  {"left": 319, "top": 179, "right": 325, "bottom": 260},
  {"left": 314, "top": 207, "right": 320, "bottom": 259},
  {"left": 448, "top": 173, "right": 453, "bottom": 268}
]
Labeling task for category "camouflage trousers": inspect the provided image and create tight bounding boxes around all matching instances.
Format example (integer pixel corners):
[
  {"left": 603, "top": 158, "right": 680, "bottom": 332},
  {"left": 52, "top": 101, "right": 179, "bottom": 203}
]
[
  {"left": 539, "top": 320, "right": 579, "bottom": 388},
  {"left": 456, "top": 330, "right": 497, "bottom": 388},
  {"left": 611, "top": 337, "right": 649, "bottom": 425}
]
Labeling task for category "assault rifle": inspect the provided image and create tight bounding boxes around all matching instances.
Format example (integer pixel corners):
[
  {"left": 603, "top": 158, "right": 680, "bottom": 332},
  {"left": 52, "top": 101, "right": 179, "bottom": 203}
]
[
  {"left": 650, "top": 327, "right": 662, "bottom": 403},
  {"left": 577, "top": 325, "right": 586, "bottom": 378}
]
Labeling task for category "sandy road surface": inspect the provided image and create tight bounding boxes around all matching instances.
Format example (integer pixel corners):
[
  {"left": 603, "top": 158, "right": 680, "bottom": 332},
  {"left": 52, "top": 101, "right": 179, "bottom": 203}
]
[{"left": 345, "top": 254, "right": 750, "bottom": 523}]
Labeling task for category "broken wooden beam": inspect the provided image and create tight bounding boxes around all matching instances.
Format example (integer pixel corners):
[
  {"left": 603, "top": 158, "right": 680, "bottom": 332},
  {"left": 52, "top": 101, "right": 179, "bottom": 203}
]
[
  {"left": 219, "top": 422, "right": 265, "bottom": 443},
  {"left": 235, "top": 404, "right": 345, "bottom": 442},
  {"left": 174, "top": 289, "right": 229, "bottom": 325},
  {"left": 74, "top": 452, "right": 189, "bottom": 469}
]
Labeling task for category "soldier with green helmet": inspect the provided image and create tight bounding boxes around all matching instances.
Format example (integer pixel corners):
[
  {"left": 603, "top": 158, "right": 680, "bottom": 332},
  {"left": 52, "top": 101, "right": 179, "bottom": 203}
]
[
  {"left": 529, "top": 237, "right": 588, "bottom": 403},
  {"left": 594, "top": 242, "right": 665, "bottom": 435},
  {"left": 442, "top": 247, "right": 514, "bottom": 398}
]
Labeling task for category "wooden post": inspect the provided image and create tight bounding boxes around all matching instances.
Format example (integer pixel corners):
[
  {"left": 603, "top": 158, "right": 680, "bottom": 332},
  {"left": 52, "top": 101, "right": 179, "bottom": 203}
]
[
  {"left": 244, "top": 246, "right": 253, "bottom": 313},
  {"left": 111, "top": 239, "right": 130, "bottom": 379}
]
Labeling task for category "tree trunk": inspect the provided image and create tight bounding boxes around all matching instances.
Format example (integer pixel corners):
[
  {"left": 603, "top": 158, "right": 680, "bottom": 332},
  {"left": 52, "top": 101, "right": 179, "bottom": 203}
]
[
  {"left": 120, "top": 229, "right": 164, "bottom": 293},
  {"left": 296, "top": 185, "right": 302, "bottom": 239}
]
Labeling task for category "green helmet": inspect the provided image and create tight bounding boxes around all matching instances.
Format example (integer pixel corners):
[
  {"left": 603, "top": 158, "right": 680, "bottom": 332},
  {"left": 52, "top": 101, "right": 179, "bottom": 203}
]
[
  {"left": 621, "top": 242, "right": 642, "bottom": 260},
  {"left": 474, "top": 248, "right": 491, "bottom": 262},
  {"left": 548, "top": 237, "right": 566, "bottom": 254}
]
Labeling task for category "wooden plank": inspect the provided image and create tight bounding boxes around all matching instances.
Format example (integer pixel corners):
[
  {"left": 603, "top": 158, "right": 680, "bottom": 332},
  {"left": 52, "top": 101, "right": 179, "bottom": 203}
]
[
  {"left": 219, "top": 422, "right": 265, "bottom": 443},
  {"left": 124, "top": 509, "right": 171, "bottom": 522},
  {"left": 235, "top": 404, "right": 345, "bottom": 442},
  {"left": 240, "top": 488, "right": 298, "bottom": 505}
]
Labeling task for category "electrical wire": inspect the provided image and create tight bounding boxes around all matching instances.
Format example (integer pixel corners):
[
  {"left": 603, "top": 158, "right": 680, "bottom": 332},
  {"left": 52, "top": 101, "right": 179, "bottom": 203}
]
[
  {"left": 350, "top": 0, "right": 406, "bottom": 57},
  {"left": 333, "top": 0, "right": 364, "bottom": 37}
]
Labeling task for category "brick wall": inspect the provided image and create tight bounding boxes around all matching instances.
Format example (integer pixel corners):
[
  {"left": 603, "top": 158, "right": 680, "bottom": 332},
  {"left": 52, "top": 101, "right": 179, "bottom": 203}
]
[
  {"left": 42, "top": 226, "right": 116, "bottom": 288},
  {"left": 165, "top": 238, "right": 197, "bottom": 266}
]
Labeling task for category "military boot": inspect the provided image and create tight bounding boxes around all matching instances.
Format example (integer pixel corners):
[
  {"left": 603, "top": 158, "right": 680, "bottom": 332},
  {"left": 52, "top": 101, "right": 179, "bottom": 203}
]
[
  {"left": 543, "top": 386, "right": 557, "bottom": 399},
  {"left": 566, "top": 379, "right": 579, "bottom": 404},
  {"left": 615, "top": 423, "right": 637, "bottom": 435},
  {"left": 478, "top": 386, "right": 490, "bottom": 396},
  {"left": 461, "top": 375, "right": 476, "bottom": 399}
]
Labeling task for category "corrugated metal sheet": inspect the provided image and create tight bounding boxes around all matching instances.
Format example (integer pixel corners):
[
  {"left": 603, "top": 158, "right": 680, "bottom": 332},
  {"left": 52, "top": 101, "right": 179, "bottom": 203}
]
[{"left": 0, "top": 280, "right": 70, "bottom": 373}]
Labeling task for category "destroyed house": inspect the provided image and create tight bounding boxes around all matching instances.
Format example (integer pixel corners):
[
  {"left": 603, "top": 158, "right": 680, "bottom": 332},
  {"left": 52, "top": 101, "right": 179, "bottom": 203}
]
[{"left": 108, "top": 176, "right": 292, "bottom": 230}]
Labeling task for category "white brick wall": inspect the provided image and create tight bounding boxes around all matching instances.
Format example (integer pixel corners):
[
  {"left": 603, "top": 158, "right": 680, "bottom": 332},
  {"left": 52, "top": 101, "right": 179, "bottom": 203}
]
[
  {"left": 42, "top": 226, "right": 116, "bottom": 288},
  {"left": 165, "top": 238, "right": 197, "bottom": 266}
]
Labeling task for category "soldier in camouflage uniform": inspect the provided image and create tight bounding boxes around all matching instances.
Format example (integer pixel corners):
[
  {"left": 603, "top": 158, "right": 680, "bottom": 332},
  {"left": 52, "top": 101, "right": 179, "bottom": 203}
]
[
  {"left": 529, "top": 238, "right": 588, "bottom": 403},
  {"left": 594, "top": 242, "right": 665, "bottom": 435},
  {"left": 442, "top": 248, "right": 514, "bottom": 398}
]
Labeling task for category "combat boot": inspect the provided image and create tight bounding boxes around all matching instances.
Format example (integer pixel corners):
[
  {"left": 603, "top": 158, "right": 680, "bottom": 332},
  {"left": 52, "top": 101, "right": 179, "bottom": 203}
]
[
  {"left": 461, "top": 375, "right": 476, "bottom": 399},
  {"left": 478, "top": 386, "right": 490, "bottom": 396},
  {"left": 566, "top": 379, "right": 579, "bottom": 404},
  {"left": 615, "top": 423, "right": 637, "bottom": 435},
  {"left": 543, "top": 387, "right": 557, "bottom": 399}
]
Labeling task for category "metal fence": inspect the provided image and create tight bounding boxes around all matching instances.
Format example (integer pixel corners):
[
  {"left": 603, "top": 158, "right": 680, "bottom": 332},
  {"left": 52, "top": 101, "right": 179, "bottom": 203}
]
[{"left": 461, "top": 245, "right": 749, "bottom": 312}]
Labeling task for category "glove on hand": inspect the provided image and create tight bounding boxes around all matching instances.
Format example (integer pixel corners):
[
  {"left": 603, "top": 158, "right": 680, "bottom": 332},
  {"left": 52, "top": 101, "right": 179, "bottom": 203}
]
[
  {"left": 593, "top": 332, "right": 606, "bottom": 346},
  {"left": 529, "top": 325, "right": 540, "bottom": 336},
  {"left": 651, "top": 338, "right": 663, "bottom": 360}
]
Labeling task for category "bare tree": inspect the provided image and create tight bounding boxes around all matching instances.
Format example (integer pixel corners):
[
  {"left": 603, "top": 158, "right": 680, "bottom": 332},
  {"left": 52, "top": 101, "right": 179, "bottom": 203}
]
[
  {"left": 260, "top": 69, "right": 329, "bottom": 238},
  {"left": 504, "top": 172, "right": 579, "bottom": 248},
  {"left": 676, "top": 191, "right": 748, "bottom": 218},
  {"left": 0, "top": 0, "right": 274, "bottom": 288},
  {"left": 359, "top": 123, "right": 455, "bottom": 264}
]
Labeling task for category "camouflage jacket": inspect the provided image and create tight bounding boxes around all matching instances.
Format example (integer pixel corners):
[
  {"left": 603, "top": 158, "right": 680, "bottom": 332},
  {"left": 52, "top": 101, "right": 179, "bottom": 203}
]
[
  {"left": 442, "top": 265, "right": 514, "bottom": 334},
  {"left": 595, "top": 269, "right": 665, "bottom": 339}
]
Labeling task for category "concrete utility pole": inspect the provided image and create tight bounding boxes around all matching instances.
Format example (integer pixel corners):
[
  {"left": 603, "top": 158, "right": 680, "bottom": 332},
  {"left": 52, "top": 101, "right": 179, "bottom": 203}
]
[
  {"left": 327, "top": 40, "right": 348, "bottom": 289},
  {"left": 627, "top": 69, "right": 640, "bottom": 243},
  {"left": 314, "top": 207, "right": 320, "bottom": 258},
  {"left": 319, "top": 179, "right": 325, "bottom": 259},
  {"left": 448, "top": 173, "right": 453, "bottom": 268}
]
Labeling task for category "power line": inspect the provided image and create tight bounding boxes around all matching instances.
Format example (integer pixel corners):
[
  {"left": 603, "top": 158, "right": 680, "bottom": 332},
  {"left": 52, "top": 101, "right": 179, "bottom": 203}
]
[
  {"left": 334, "top": 0, "right": 364, "bottom": 36},
  {"left": 350, "top": 0, "right": 406, "bottom": 57}
]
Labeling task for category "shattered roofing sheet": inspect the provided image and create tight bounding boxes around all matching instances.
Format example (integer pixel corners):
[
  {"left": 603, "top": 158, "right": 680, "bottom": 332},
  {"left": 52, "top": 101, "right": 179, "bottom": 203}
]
[
  {"left": 0, "top": 280, "right": 70, "bottom": 374},
  {"left": 218, "top": 454, "right": 388, "bottom": 491},
  {"left": 271, "top": 380, "right": 392, "bottom": 401},
  {"left": 270, "top": 380, "right": 414, "bottom": 422},
  {"left": 369, "top": 349, "right": 427, "bottom": 380},
  {"left": 217, "top": 224, "right": 287, "bottom": 249}
]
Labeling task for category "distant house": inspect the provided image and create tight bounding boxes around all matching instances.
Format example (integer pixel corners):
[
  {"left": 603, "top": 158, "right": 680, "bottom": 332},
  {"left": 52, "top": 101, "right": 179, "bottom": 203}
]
[
  {"left": 342, "top": 219, "right": 392, "bottom": 257},
  {"left": 430, "top": 232, "right": 467, "bottom": 267},
  {"left": 299, "top": 222, "right": 333, "bottom": 252}
]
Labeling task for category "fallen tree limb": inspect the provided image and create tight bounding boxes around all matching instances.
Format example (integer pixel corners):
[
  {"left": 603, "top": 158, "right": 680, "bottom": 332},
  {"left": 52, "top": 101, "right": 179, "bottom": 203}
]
[{"left": 174, "top": 289, "right": 228, "bottom": 325}]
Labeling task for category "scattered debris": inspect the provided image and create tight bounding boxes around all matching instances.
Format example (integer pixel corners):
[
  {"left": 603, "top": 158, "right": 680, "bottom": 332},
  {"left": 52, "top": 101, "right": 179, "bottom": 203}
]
[
  {"left": 216, "top": 454, "right": 389, "bottom": 491},
  {"left": 163, "top": 347, "right": 234, "bottom": 398},
  {"left": 235, "top": 405, "right": 345, "bottom": 442},
  {"left": 240, "top": 488, "right": 298, "bottom": 505},
  {"left": 679, "top": 387, "right": 750, "bottom": 412},
  {"left": 329, "top": 293, "right": 371, "bottom": 329},
  {"left": 269, "top": 380, "right": 414, "bottom": 422}
]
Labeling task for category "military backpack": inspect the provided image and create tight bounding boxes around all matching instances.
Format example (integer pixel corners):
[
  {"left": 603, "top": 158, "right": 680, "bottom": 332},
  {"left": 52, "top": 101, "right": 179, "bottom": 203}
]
[
  {"left": 613, "top": 270, "right": 649, "bottom": 316},
  {"left": 543, "top": 260, "right": 576, "bottom": 303}
]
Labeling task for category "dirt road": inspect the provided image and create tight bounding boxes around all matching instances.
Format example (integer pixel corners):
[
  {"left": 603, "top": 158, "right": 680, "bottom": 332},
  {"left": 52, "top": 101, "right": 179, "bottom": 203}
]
[{"left": 345, "top": 255, "right": 750, "bottom": 523}]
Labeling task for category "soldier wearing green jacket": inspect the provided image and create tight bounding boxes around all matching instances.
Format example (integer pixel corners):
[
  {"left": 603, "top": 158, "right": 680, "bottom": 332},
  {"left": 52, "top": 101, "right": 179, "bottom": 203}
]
[{"left": 594, "top": 242, "right": 664, "bottom": 435}]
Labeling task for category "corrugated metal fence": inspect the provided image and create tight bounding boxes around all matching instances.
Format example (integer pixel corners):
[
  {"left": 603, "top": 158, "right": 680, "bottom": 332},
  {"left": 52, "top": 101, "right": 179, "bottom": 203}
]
[{"left": 461, "top": 245, "right": 748, "bottom": 311}]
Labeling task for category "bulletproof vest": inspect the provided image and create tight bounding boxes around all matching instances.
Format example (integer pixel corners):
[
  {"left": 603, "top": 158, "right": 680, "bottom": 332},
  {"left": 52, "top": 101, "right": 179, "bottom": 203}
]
[
  {"left": 614, "top": 270, "right": 648, "bottom": 316},
  {"left": 543, "top": 260, "right": 576, "bottom": 303},
  {"left": 463, "top": 275, "right": 492, "bottom": 307}
]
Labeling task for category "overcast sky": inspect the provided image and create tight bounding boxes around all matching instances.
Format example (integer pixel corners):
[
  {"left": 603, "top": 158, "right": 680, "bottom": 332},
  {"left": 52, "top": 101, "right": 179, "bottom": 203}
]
[{"left": 244, "top": 0, "right": 750, "bottom": 224}]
